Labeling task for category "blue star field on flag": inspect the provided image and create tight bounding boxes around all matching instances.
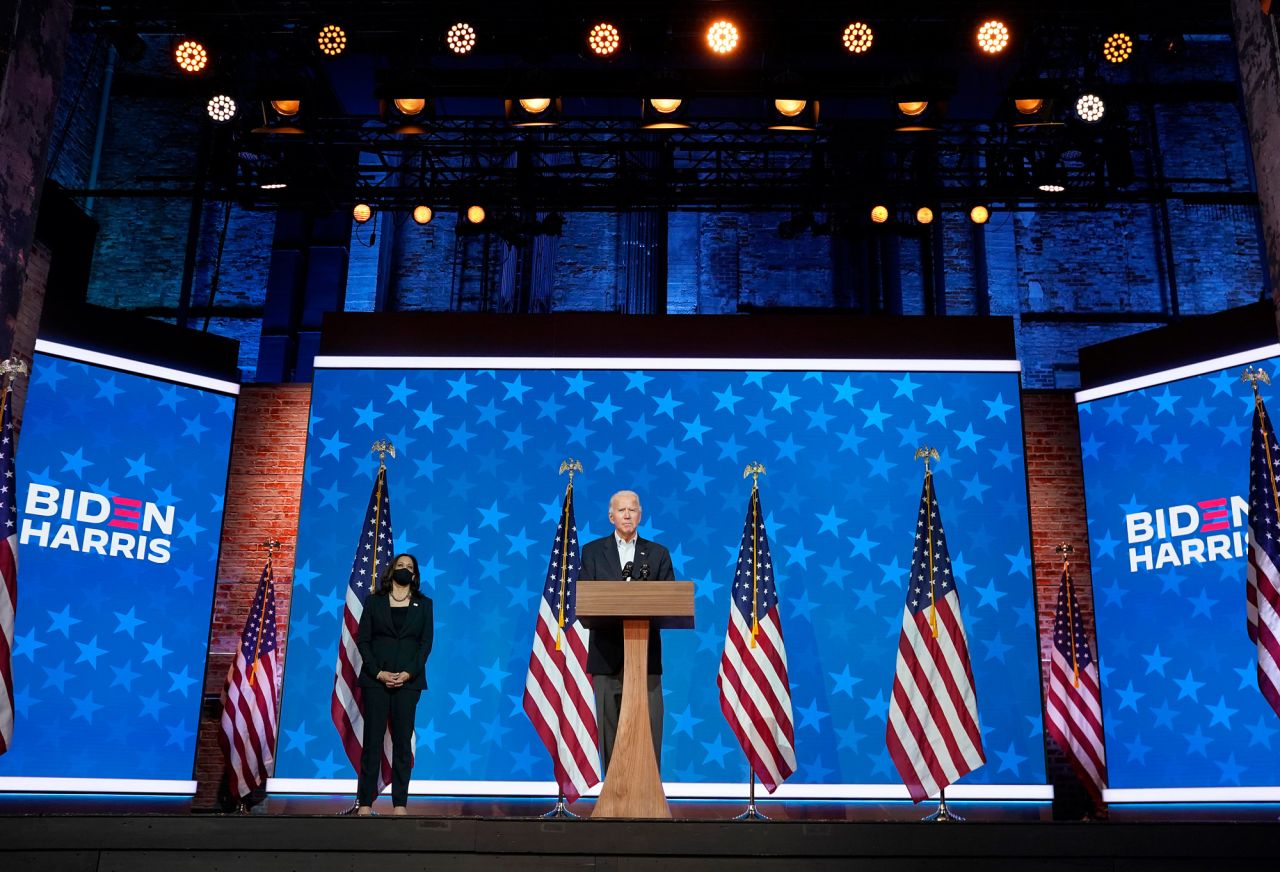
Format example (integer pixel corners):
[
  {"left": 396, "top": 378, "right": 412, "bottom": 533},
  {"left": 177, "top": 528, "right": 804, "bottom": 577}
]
[
  {"left": 0, "top": 352, "right": 235, "bottom": 780},
  {"left": 1078, "top": 356, "right": 1280, "bottom": 789},
  {"left": 277, "top": 365, "right": 1044, "bottom": 787}
]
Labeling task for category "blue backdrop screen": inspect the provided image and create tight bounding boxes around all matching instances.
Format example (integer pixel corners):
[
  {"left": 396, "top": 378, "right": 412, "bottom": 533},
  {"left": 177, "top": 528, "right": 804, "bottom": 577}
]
[
  {"left": 1078, "top": 356, "right": 1280, "bottom": 789},
  {"left": 0, "top": 349, "right": 236, "bottom": 783},
  {"left": 277, "top": 363, "right": 1045, "bottom": 790}
]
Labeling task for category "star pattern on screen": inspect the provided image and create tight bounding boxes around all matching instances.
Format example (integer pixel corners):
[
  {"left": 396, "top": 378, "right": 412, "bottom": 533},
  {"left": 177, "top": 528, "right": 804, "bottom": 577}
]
[{"left": 278, "top": 368, "right": 1042, "bottom": 786}]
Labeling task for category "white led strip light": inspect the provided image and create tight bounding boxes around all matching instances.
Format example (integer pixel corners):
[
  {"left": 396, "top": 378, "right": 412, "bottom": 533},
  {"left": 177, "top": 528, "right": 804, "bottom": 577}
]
[
  {"left": 314, "top": 355, "right": 1020, "bottom": 373},
  {"left": 34, "top": 339, "right": 241, "bottom": 395},
  {"left": 1074, "top": 343, "right": 1280, "bottom": 404},
  {"left": 267, "top": 778, "right": 1051, "bottom": 801},
  {"left": 0, "top": 777, "right": 197, "bottom": 795}
]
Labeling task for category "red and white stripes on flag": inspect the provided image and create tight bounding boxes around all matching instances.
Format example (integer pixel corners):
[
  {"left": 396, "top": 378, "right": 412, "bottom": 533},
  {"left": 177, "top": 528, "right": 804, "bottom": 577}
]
[
  {"left": 218, "top": 557, "right": 281, "bottom": 798},
  {"left": 1246, "top": 390, "right": 1280, "bottom": 721},
  {"left": 1044, "top": 566, "right": 1107, "bottom": 803},
  {"left": 887, "top": 468, "right": 985, "bottom": 803},
  {"left": 331, "top": 464, "right": 398, "bottom": 793},
  {"left": 716, "top": 484, "right": 796, "bottom": 793},
  {"left": 0, "top": 387, "right": 17, "bottom": 755},
  {"left": 523, "top": 481, "right": 601, "bottom": 803}
]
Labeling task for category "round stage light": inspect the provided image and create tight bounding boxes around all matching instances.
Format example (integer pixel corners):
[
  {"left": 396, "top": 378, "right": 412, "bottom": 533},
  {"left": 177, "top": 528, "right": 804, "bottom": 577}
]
[
  {"left": 774, "top": 99, "right": 807, "bottom": 117},
  {"left": 976, "top": 20, "right": 1010, "bottom": 54},
  {"left": 1038, "top": 181, "right": 1065, "bottom": 193},
  {"left": 588, "top": 22, "right": 621, "bottom": 56},
  {"left": 1014, "top": 98, "right": 1044, "bottom": 115},
  {"left": 842, "top": 22, "right": 874, "bottom": 54},
  {"left": 1103, "top": 32, "right": 1133, "bottom": 64},
  {"left": 970, "top": 205, "right": 990, "bottom": 224},
  {"left": 707, "top": 20, "right": 739, "bottom": 55},
  {"left": 897, "top": 100, "right": 928, "bottom": 117},
  {"left": 650, "top": 98, "right": 683, "bottom": 114},
  {"left": 447, "top": 22, "right": 477, "bottom": 54},
  {"left": 412, "top": 205, "right": 434, "bottom": 225},
  {"left": 206, "top": 94, "right": 237, "bottom": 122},
  {"left": 1075, "top": 92, "right": 1105, "bottom": 122},
  {"left": 518, "top": 98, "right": 551, "bottom": 114},
  {"left": 870, "top": 205, "right": 889, "bottom": 224},
  {"left": 916, "top": 206, "right": 934, "bottom": 225},
  {"left": 317, "top": 24, "right": 347, "bottom": 56},
  {"left": 260, "top": 182, "right": 287, "bottom": 191},
  {"left": 175, "top": 40, "right": 208, "bottom": 73},
  {"left": 270, "top": 99, "right": 300, "bottom": 116},
  {"left": 393, "top": 98, "right": 426, "bottom": 116},
  {"left": 466, "top": 205, "right": 486, "bottom": 224},
  {"left": 352, "top": 203, "right": 372, "bottom": 224}
]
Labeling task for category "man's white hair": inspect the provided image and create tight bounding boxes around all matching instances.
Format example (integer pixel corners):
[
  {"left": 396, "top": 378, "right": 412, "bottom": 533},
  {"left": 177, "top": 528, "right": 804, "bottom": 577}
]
[{"left": 608, "top": 490, "right": 641, "bottom": 512}]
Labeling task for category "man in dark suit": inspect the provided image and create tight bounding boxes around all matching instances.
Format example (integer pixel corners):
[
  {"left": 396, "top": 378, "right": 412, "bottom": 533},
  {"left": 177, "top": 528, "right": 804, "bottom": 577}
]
[{"left": 582, "top": 490, "right": 675, "bottom": 774}]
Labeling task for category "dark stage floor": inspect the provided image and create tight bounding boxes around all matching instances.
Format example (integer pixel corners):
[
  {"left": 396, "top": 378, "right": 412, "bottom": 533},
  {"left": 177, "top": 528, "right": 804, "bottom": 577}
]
[{"left": 1, "top": 798, "right": 1279, "bottom": 871}]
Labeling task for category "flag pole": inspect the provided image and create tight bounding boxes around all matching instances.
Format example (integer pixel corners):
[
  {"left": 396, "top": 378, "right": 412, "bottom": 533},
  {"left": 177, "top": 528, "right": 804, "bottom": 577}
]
[
  {"left": 541, "top": 458, "right": 585, "bottom": 820},
  {"left": 731, "top": 463, "right": 770, "bottom": 822},
  {"left": 914, "top": 446, "right": 964, "bottom": 823}
]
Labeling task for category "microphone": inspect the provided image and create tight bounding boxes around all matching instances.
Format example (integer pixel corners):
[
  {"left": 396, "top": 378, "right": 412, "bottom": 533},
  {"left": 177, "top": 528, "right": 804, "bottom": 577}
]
[
  {"left": 638, "top": 563, "right": 651, "bottom": 580},
  {"left": 622, "top": 560, "right": 634, "bottom": 581}
]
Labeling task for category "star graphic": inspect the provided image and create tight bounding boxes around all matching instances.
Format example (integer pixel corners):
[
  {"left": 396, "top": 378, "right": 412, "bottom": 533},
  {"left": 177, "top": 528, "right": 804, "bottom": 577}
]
[
  {"left": 828, "top": 665, "right": 862, "bottom": 697},
  {"left": 449, "top": 685, "right": 481, "bottom": 717},
  {"left": 994, "top": 740, "right": 1028, "bottom": 775},
  {"left": 352, "top": 400, "right": 384, "bottom": 429},
  {"left": 47, "top": 604, "right": 82, "bottom": 637}
]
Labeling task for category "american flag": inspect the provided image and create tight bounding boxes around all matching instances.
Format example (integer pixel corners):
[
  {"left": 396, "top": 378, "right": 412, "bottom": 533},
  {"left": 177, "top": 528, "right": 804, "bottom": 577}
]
[
  {"left": 1246, "top": 392, "right": 1280, "bottom": 720},
  {"left": 886, "top": 468, "right": 985, "bottom": 802},
  {"left": 1044, "top": 566, "right": 1107, "bottom": 803},
  {"left": 0, "top": 387, "right": 16, "bottom": 756},
  {"left": 522, "top": 481, "right": 601, "bottom": 802},
  {"left": 330, "top": 464, "right": 398, "bottom": 793},
  {"left": 716, "top": 484, "right": 796, "bottom": 793},
  {"left": 218, "top": 556, "right": 281, "bottom": 798}
]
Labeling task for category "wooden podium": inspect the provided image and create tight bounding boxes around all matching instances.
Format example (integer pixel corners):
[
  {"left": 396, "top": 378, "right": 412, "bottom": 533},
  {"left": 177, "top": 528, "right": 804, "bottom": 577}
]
[{"left": 576, "top": 580, "right": 695, "bottom": 819}]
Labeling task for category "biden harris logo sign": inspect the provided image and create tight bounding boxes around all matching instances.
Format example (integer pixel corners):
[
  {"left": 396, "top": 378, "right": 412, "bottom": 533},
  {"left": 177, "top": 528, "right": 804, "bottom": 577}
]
[
  {"left": 1124, "top": 494, "right": 1248, "bottom": 573},
  {"left": 20, "top": 482, "right": 175, "bottom": 564}
]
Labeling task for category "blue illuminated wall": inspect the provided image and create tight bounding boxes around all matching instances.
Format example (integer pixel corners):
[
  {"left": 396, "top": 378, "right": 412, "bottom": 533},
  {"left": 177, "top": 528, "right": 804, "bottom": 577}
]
[
  {"left": 277, "top": 364, "right": 1045, "bottom": 789},
  {"left": 1078, "top": 355, "right": 1280, "bottom": 789},
  {"left": 0, "top": 349, "right": 236, "bottom": 783}
]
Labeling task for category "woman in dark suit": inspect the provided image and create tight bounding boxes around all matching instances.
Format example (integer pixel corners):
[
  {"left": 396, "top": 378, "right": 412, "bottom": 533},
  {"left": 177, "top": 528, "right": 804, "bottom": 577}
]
[{"left": 355, "top": 553, "right": 433, "bottom": 815}]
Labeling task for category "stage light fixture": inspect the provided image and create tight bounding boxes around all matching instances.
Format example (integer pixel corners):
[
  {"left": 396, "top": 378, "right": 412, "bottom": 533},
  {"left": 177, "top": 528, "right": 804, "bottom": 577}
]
[
  {"left": 970, "top": 205, "right": 990, "bottom": 224},
  {"left": 174, "top": 40, "right": 208, "bottom": 73},
  {"left": 768, "top": 98, "right": 818, "bottom": 131},
  {"left": 897, "top": 100, "right": 928, "bottom": 116},
  {"left": 1075, "top": 92, "right": 1105, "bottom": 123},
  {"left": 260, "top": 182, "right": 287, "bottom": 191},
  {"left": 393, "top": 98, "right": 427, "bottom": 116},
  {"left": 588, "top": 22, "right": 621, "bottom": 56},
  {"left": 317, "top": 24, "right": 347, "bottom": 56},
  {"left": 1035, "top": 155, "right": 1066, "bottom": 192},
  {"left": 270, "top": 99, "right": 300, "bottom": 116},
  {"left": 1103, "top": 32, "right": 1133, "bottom": 63},
  {"left": 976, "top": 20, "right": 1010, "bottom": 54},
  {"left": 447, "top": 22, "right": 477, "bottom": 54},
  {"left": 642, "top": 97, "right": 689, "bottom": 129},
  {"left": 916, "top": 206, "right": 934, "bottom": 225},
  {"left": 353, "top": 203, "right": 373, "bottom": 224},
  {"left": 1014, "top": 98, "right": 1044, "bottom": 115},
  {"left": 707, "top": 20, "right": 739, "bottom": 55},
  {"left": 466, "top": 205, "right": 486, "bottom": 224},
  {"left": 205, "top": 94, "right": 237, "bottom": 122},
  {"left": 507, "top": 96, "right": 561, "bottom": 127},
  {"left": 870, "top": 205, "right": 889, "bottom": 224},
  {"left": 412, "top": 205, "right": 434, "bottom": 225},
  {"left": 842, "top": 22, "right": 874, "bottom": 54}
]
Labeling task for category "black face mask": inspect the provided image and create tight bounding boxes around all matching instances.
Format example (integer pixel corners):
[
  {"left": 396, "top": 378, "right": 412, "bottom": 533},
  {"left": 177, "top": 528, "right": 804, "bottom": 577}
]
[{"left": 392, "top": 568, "right": 414, "bottom": 587}]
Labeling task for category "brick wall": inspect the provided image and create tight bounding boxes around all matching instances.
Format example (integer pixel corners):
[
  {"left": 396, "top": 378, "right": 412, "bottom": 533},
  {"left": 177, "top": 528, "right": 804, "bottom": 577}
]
[
  {"left": 192, "top": 383, "right": 311, "bottom": 809},
  {"left": 1021, "top": 389, "right": 1100, "bottom": 816}
]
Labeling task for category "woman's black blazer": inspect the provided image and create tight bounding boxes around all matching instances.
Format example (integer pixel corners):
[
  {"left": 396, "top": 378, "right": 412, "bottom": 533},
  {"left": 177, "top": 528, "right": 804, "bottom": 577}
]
[{"left": 356, "top": 594, "right": 434, "bottom": 690}]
